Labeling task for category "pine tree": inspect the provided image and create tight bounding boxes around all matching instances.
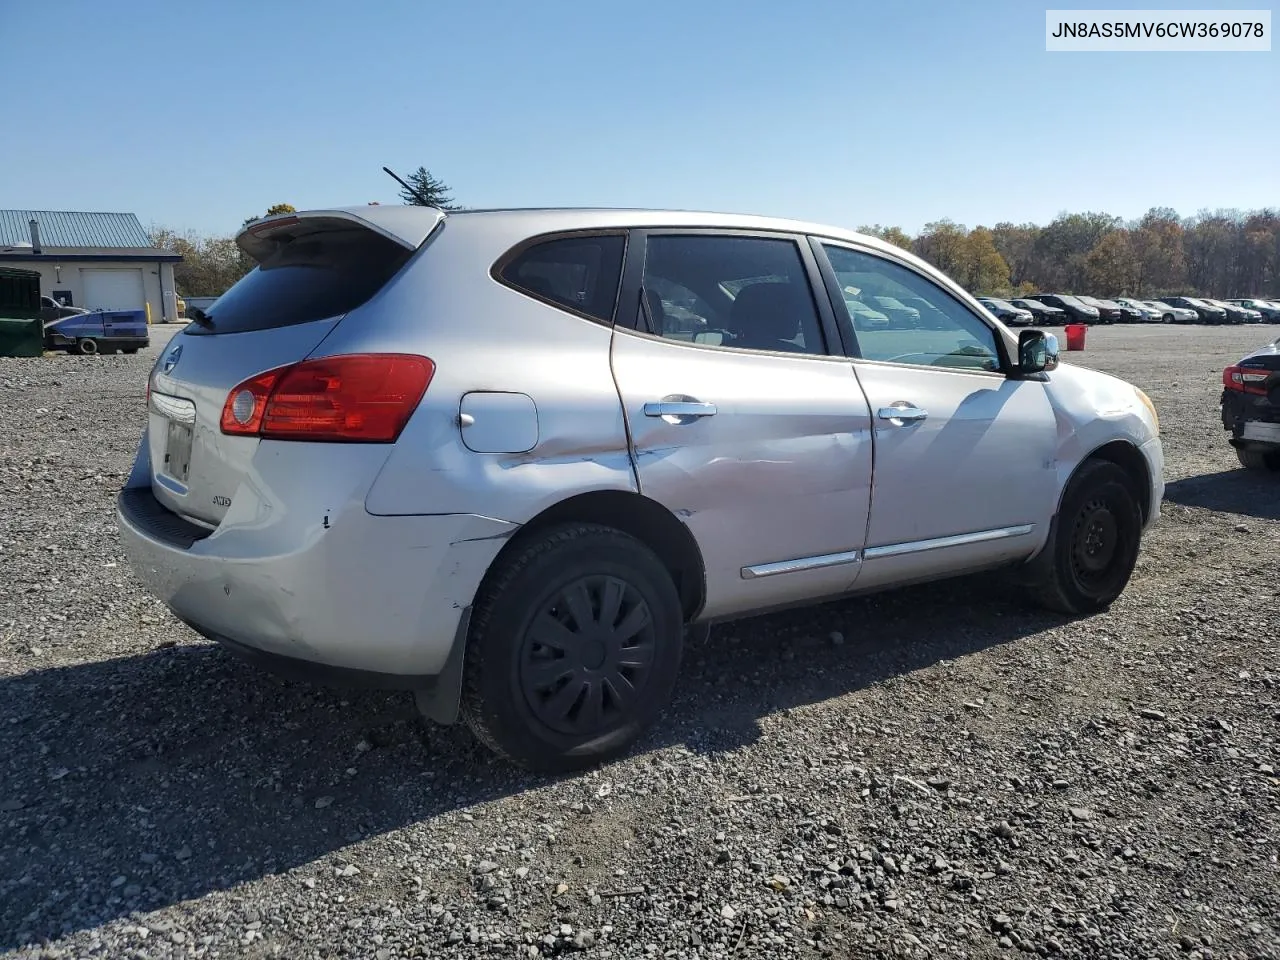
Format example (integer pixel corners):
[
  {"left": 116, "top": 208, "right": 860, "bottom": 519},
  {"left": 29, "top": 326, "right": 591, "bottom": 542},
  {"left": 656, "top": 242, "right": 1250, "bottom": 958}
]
[{"left": 399, "top": 167, "right": 457, "bottom": 209}]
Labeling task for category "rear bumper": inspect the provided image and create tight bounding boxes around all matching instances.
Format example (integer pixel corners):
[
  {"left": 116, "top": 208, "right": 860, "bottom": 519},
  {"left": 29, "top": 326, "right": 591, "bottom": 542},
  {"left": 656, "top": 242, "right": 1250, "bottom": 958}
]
[
  {"left": 186, "top": 624, "right": 453, "bottom": 690},
  {"left": 1222, "top": 390, "right": 1280, "bottom": 448},
  {"left": 116, "top": 434, "right": 516, "bottom": 679}
]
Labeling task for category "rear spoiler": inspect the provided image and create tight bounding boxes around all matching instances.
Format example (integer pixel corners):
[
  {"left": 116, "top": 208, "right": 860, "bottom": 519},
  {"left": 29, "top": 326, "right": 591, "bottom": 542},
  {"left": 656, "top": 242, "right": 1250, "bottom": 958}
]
[{"left": 236, "top": 206, "right": 447, "bottom": 264}]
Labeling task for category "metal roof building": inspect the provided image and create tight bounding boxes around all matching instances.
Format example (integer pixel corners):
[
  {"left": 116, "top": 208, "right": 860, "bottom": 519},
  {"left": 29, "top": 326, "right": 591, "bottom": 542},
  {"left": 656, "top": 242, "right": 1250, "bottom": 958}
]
[
  {"left": 0, "top": 209, "right": 182, "bottom": 323},
  {"left": 0, "top": 210, "right": 157, "bottom": 248}
]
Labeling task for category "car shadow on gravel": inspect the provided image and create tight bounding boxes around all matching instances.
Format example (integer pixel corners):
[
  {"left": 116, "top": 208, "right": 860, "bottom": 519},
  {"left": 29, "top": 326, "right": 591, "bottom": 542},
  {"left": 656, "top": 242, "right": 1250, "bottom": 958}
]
[
  {"left": 0, "top": 575, "right": 1057, "bottom": 948},
  {"left": 1164, "top": 468, "right": 1280, "bottom": 520}
]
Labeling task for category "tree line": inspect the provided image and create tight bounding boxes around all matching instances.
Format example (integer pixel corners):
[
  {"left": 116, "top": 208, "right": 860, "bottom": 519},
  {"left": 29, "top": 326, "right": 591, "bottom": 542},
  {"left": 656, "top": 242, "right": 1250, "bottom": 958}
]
[
  {"left": 149, "top": 175, "right": 1279, "bottom": 302},
  {"left": 148, "top": 203, "right": 299, "bottom": 298},
  {"left": 863, "top": 207, "right": 1280, "bottom": 299}
]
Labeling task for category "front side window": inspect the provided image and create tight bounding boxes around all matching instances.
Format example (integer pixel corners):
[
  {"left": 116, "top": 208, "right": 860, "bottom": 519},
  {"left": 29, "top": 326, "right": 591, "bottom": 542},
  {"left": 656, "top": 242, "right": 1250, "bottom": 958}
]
[
  {"left": 640, "top": 235, "right": 826, "bottom": 355},
  {"left": 822, "top": 243, "right": 1001, "bottom": 372},
  {"left": 500, "top": 234, "right": 625, "bottom": 323}
]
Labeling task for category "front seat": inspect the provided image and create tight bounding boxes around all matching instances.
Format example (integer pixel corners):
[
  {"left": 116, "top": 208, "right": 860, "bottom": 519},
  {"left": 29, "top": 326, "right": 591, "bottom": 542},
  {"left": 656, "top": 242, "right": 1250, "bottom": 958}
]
[{"left": 728, "top": 283, "right": 809, "bottom": 353}]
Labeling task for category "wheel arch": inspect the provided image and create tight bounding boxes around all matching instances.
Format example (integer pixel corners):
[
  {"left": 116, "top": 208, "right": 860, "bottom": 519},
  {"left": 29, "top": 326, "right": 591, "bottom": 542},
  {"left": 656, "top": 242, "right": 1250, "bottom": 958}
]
[
  {"left": 485, "top": 489, "right": 707, "bottom": 623},
  {"left": 1069, "top": 439, "right": 1153, "bottom": 524},
  {"left": 418, "top": 490, "right": 707, "bottom": 728}
]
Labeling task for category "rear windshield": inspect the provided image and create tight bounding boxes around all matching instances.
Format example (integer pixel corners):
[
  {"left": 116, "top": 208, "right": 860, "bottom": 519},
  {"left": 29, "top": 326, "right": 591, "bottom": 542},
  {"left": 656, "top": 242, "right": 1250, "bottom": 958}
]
[{"left": 187, "top": 227, "right": 412, "bottom": 336}]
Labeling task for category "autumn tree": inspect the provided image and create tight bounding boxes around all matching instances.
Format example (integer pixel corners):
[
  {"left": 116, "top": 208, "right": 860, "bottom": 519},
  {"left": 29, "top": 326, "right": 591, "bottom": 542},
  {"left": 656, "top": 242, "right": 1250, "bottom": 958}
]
[
  {"left": 1129, "top": 208, "right": 1186, "bottom": 295},
  {"left": 1237, "top": 210, "right": 1280, "bottom": 296},
  {"left": 957, "top": 227, "right": 1011, "bottom": 294},
  {"left": 1084, "top": 231, "right": 1139, "bottom": 296},
  {"left": 858, "top": 224, "right": 914, "bottom": 252},
  {"left": 913, "top": 220, "right": 969, "bottom": 277},
  {"left": 149, "top": 227, "right": 251, "bottom": 297},
  {"left": 1184, "top": 210, "right": 1241, "bottom": 297},
  {"left": 243, "top": 203, "right": 297, "bottom": 227},
  {"left": 990, "top": 222, "right": 1040, "bottom": 288},
  {"left": 1033, "top": 212, "right": 1121, "bottom": 292}
]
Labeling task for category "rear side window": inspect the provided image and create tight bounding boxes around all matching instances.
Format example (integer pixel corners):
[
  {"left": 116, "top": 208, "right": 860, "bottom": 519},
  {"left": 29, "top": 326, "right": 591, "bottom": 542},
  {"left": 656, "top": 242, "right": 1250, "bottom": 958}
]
[
  {"left": 499, "top": 234, "right": 625, "bottom": 323},
  {"left": 190, "top": 228, "right": 412, "bottom": 336}
]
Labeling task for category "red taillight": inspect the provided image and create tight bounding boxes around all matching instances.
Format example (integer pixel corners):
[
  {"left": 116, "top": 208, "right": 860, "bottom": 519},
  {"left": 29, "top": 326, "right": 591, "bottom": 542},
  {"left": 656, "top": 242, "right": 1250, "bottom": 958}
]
[
  {"left": 220, "top": 354, "right": 433, "bottom": 442},
  {"left": 219, "top": 367, "right": 283, "bottom": 435},
  {"left": 1223, "top": 365, "right": 1269, "bottom": 396}
]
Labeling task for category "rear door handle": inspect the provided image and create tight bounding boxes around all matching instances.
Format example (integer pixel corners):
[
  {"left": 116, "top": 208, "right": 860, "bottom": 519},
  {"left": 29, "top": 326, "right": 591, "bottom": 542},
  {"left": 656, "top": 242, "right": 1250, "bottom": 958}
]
[
  {"left": 877, "top": 403, "right": 928, "bottom": 423},
  {"left": 644, "top": 400, "right": 718, "bottom": 419}
]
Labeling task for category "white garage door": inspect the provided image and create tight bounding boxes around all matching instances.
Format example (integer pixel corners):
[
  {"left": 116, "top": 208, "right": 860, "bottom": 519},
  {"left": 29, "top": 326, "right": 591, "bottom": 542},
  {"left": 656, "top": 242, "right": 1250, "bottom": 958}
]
[{"left": 82, "top": 268, "right": 145, "bottom": 311}]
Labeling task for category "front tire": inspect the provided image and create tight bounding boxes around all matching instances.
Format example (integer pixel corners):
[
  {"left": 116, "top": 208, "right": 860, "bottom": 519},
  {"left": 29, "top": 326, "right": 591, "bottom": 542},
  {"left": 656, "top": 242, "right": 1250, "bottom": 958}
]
[
  {"left": 1025, "top": 460, "right": 1143, "bottom": 616},
  {"left": 460, "top": 523, "right": 684, "bottom": 772},
  {"left": 76, "top": 338, "right": 98, "bottom": 355},
  {"left": 1236, "top": 447, "right": 1280, "bottom": 472}
]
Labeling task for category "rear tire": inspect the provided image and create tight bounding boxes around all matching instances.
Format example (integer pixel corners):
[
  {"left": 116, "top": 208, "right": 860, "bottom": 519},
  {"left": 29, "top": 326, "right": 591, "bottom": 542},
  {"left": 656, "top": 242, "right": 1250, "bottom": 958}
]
[
  {"left": 460, "top": 523, "right": 684, "bottom": 772},
  {"left": 1023, "top": 460, "right": 1143, "bottom": 616},
  {"left": 1236, "top": 447, "right": 1280, "bottom": 472},
  {"left": 76, "top": 338, "right": 98, "bottom": 355}
]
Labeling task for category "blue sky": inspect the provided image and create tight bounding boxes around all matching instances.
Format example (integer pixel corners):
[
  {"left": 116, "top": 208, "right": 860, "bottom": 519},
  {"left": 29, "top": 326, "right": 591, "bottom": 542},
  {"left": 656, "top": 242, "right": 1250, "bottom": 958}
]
[{"left": 7, "top": 0, "right": 1276, "bottom": 238}]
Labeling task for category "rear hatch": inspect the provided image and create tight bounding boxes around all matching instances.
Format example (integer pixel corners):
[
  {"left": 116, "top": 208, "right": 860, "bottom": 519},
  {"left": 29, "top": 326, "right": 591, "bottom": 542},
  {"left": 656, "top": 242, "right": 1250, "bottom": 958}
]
[{"left": 145, "top": 208, "right": 441, "bottom": 527}]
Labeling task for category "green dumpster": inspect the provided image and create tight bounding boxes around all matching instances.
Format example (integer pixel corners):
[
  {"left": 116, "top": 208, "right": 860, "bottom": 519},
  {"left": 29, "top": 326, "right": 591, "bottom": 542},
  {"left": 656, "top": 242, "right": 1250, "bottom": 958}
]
[{"left": 0, "top": 266, "right": 43, "bottom": 357}]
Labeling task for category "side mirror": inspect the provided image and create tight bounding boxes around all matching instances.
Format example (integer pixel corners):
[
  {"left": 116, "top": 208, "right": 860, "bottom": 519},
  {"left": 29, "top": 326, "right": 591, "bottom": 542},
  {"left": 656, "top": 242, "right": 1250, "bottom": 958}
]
[{"left": 1018, "top": 329, "right": 1059, "bottom": 374}]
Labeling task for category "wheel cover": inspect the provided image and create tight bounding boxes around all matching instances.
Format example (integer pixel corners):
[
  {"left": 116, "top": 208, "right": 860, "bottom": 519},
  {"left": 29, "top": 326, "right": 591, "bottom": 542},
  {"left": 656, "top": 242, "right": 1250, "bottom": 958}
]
[
  {"left": 1070, "top": 497, "right": 1120, "bottom": 583},
  {"left": 517, "top": 575, "right": 656, "bottom": 737}
]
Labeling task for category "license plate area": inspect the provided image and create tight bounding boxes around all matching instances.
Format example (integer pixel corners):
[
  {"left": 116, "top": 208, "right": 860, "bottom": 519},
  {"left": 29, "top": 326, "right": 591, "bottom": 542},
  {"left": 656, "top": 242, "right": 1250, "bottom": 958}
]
[{"left": 163, "top": 419, "right": 194, "bottom": 484}]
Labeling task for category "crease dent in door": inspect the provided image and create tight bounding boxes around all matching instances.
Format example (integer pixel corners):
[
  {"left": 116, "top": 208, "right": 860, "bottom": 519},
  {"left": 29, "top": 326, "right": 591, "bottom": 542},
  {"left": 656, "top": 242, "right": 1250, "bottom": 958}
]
[{"left": 612, "top": 336, "right": 874, "bottom": 618}]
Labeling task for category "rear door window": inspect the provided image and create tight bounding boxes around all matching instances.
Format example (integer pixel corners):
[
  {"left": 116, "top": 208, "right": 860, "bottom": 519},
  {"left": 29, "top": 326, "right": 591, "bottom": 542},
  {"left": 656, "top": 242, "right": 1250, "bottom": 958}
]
[
  {"left": 189, "top": 227, "right": 413, "bottom": 336},
  {"left": 638, "top": 234, "right": 828, "bottom": 355},
  {"left": 498, "top": 234, "right": 626, "bottom": 323}
]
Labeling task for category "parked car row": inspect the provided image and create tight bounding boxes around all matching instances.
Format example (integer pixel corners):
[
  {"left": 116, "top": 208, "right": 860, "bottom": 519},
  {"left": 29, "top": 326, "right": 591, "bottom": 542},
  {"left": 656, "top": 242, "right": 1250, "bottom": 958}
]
[{"left": 978, "top": 293, "right": 1280, "bottom": 326}]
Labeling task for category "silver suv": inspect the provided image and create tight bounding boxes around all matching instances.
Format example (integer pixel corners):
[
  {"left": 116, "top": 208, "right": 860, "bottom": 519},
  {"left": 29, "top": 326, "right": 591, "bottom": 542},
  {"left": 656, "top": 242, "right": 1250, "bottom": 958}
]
[{"left": 118, "top": 206, "right": 1164, "bottom": 770}]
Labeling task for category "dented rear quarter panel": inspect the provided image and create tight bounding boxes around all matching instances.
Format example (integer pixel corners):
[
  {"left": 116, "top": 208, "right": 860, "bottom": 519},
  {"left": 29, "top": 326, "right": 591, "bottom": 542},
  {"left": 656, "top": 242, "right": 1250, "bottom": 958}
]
[{"left": 332, "top": 217, "right": 639, "bottom": 519}]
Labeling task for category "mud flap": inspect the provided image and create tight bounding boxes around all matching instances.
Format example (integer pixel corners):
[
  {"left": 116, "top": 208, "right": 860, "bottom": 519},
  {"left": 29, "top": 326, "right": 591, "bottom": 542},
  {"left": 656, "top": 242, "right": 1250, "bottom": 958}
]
[{"left": 413, "top": 607, "right": 471, "bottom": 725}]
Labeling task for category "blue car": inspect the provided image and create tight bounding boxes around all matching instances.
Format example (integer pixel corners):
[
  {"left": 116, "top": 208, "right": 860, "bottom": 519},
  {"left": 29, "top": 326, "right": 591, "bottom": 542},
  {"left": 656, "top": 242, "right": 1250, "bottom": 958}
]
[{"left": 43, "top": 309, "right": 150, "bottom": 355}]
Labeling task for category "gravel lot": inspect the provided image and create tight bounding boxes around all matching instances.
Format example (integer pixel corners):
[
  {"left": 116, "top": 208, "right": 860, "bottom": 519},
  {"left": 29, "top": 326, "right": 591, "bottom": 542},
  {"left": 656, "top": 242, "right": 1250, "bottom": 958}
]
[{"left": 2, "top": 324, "right": 1278, "bottom": 960}]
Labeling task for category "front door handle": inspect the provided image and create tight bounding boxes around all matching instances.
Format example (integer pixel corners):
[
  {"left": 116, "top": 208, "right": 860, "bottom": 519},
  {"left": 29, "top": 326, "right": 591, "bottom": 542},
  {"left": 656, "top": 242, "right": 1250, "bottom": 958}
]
[
  {"left": 877, "top": 403, "right": 929, "bottom": 423},
  {"left": 644, "top": 400, "right": 718, "bottom": 419}
]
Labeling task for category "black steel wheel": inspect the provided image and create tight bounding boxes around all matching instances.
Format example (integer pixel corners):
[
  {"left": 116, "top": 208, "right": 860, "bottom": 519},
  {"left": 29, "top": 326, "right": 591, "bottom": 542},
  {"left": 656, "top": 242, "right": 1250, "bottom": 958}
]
[
  {"left": 460, "top": 523, "right": 683, "bottom": 771},
  {"left": 517, "top": 575, "right": 657, "bottom": 737},
  {"left": 1023, "top": 460, "right": 1143, "bottom": 615},
  {"left": 1068, "top": 497, "right": 1120, "bottom": 588}
]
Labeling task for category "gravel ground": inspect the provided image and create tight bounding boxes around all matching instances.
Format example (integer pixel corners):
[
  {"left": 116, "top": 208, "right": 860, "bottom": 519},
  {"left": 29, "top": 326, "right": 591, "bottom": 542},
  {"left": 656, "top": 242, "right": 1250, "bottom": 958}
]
[{"left": 2, "top": 324, "right": 1278, "bottom": 960}]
